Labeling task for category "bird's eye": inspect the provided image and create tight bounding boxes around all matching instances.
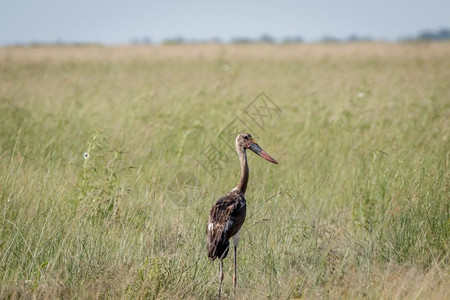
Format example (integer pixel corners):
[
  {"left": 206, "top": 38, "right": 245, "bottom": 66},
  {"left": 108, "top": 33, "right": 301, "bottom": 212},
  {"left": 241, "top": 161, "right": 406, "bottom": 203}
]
[{"left": 244, "top": 135, "right": 248, "bottom": 139}]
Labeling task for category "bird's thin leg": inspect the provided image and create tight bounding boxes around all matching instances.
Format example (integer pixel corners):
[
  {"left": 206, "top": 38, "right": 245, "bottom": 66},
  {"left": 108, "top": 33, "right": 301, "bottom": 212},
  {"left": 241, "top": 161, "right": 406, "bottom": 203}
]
[
  {"left": 232, "top": 233, "right": 240, "bottom": 297},
  {"left": 233, "top": 243, "right": 237, "bottom": 297},
  {"left": 218, "top": 259, "right": 224, "bottom": 300}
]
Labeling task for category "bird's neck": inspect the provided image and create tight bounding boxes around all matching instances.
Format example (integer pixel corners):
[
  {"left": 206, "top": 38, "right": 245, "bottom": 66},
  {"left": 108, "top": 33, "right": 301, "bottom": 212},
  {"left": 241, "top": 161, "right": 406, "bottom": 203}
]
[{"left": 236, "top": 147, "right": 249, "bottom": 194}]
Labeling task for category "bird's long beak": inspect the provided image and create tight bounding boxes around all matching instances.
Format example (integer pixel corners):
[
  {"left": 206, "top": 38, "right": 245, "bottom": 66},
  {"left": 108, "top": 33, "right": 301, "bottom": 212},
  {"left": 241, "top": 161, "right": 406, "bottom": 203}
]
[{"left": 249, "top": 141, "right": 279, "bottom": 164}]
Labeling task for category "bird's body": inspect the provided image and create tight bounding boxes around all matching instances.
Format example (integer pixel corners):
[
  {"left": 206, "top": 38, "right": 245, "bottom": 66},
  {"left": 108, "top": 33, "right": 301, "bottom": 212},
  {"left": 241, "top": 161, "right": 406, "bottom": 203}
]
[
  {"left": 206, "top": 133, "right": 278, "bottom": 299},
  {"left": 207, "top": 188, "right": 246, "bottom": 260}
]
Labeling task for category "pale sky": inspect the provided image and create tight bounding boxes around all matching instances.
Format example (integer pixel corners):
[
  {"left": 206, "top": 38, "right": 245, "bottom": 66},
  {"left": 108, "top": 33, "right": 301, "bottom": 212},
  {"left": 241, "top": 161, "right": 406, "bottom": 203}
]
[{"left": 1, "top": 0, "right": 449, "bottom": 45}]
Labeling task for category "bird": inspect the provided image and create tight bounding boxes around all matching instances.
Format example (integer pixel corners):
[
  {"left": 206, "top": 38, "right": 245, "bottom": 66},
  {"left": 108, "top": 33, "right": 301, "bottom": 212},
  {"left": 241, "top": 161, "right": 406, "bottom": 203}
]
[{"left": 206, "top": 133, "right": 278, "bottom": 299}]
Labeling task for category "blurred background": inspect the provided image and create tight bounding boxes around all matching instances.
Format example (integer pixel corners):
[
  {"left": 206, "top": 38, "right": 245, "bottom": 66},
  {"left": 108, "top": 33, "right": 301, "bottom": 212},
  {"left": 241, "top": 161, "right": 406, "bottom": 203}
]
[
  {"left": 1, "top": 1, "right": 449, "bottom": 299},
  {"left": 1, "top": 0, "right": 450, "bottom": 45}
]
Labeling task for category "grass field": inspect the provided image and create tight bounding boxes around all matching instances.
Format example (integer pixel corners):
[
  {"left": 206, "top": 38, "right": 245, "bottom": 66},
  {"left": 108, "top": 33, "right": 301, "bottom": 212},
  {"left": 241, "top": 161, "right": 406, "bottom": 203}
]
[{"left": 0, "top": 43, "right": 449, "bottom": 299}]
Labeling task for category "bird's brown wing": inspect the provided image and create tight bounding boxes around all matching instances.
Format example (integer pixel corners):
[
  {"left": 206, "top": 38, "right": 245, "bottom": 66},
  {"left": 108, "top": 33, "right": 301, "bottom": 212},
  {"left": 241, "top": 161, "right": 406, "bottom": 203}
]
[{"left": 206, "top": 191, "right": 246, "bottom": 260}]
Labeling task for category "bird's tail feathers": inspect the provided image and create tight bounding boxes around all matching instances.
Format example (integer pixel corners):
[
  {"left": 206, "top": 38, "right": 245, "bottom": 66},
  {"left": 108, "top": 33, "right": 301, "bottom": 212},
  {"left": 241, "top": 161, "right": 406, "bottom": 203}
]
[{"left": 207, "top": 234, "right": 230, "bottom": 261}]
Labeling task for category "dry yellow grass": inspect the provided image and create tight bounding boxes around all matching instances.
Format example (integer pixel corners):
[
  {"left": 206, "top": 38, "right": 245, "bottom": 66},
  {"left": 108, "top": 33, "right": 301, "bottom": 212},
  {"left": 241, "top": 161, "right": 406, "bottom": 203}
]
[
  {"left": 2, "top": 42, "right": 449, "bottom": 63},
  {"left": 0, "top": 43, "right": 449, "bottom": 299}
]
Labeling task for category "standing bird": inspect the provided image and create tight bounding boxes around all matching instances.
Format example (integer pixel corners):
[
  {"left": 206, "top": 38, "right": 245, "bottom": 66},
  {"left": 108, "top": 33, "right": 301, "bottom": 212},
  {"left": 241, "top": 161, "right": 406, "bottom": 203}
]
[{"left": 207, "top": 133, "right": 278, "bottom": 298}]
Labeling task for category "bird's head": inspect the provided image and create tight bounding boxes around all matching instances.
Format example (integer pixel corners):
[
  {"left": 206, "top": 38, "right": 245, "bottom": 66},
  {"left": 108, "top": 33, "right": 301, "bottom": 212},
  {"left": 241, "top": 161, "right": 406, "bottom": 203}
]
[{"left": 236, "top": 133, "right": 279, "bottom": 164}]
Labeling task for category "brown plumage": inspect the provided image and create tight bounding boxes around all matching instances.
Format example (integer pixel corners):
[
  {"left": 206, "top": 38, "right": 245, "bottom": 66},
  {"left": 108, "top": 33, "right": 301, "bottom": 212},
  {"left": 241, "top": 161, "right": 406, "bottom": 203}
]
[
  {"left": 207, "top": 190, "right": 246, "bottom": 260},
  {"left": 206, "top": 133, "right": 278, "bottom": 299}
]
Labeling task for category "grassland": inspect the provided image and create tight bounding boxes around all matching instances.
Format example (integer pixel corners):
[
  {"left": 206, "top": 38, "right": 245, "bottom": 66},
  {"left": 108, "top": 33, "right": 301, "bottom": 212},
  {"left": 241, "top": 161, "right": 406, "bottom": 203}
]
[{"left": 0, "top": 43, "right": 449, "bottom": 299}]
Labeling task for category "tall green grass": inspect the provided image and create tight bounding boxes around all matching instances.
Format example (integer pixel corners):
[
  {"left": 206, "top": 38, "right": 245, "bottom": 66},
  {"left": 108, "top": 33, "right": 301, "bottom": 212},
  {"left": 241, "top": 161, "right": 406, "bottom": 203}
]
[{"left": 0, "top": 44, "right": 449, "bottom": 299}]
